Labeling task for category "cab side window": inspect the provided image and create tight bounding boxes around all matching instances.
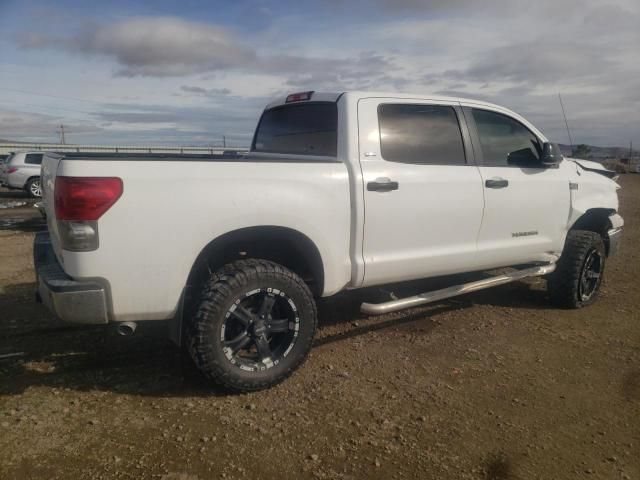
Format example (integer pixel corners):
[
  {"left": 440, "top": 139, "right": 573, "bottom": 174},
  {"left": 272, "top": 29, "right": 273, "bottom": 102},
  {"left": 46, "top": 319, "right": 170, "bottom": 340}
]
[
  {"left": 471, "top": 109, "right": 542, "bottom": 168},
  {"left": 378, "top": 104, "right": 466, "bottom": 165}
]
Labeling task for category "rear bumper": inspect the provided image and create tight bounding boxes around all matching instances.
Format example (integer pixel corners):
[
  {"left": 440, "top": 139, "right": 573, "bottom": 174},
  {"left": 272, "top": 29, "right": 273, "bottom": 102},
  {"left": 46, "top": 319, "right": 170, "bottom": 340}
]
[
  {"left": 34, "top": 232, "right": 109, "bottom": 324},
  {"left": 0, "top": 179, "right": 20, "bottom": 189}
]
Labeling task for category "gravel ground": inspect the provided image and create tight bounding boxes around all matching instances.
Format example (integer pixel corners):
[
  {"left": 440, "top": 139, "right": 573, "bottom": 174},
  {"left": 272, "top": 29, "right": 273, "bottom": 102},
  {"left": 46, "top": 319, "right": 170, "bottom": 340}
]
[{"left": 1, "top": 176, "right": 639, "bottom": 480}]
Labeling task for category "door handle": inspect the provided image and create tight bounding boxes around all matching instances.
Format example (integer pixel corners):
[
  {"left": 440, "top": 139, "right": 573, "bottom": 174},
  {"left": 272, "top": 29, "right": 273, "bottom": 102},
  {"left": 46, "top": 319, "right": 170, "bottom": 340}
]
[
  {"left": 367, "top": 178, "right": 399, "bottom": 192},
  {"left": 485, "top": 178, "right": 509, "bottom": 189}
]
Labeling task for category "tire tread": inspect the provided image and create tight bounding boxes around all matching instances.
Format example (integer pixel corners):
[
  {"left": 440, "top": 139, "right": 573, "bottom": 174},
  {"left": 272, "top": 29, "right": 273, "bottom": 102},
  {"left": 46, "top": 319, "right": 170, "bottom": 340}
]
[
  {"left": 548, "top": 230, "right": 605, "bottom": 309},
  {"left": 187, "top": 259, "right": 316, "bottom": 392}
]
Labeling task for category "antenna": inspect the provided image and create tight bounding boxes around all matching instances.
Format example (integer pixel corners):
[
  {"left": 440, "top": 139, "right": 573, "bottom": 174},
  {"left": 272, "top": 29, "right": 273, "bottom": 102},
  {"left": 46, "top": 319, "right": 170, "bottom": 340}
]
[
  {"left": 58, "top": 124, "right": 66, "bottom": 145},
  {"left": 558, "top": 93, "right": 574, "bottom": 153}
]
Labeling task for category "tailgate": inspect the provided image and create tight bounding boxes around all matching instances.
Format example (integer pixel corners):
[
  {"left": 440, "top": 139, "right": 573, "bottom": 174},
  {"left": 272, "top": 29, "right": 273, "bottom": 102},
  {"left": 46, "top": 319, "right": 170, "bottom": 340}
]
[{"left": 41, "top": 154, "right": 64, "bottom": 262}]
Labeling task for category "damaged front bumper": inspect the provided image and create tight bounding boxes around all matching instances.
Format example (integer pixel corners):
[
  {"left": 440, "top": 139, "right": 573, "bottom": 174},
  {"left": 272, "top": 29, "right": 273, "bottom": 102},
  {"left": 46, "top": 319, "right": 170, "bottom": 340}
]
[{"left": 607, "top": 213, "right": 624, "bottom": 256}]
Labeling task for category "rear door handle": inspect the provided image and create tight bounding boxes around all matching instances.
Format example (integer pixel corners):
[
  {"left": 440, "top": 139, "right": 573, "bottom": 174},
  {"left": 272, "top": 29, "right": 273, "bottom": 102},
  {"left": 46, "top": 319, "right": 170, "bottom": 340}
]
[
  {"left": 367, "top": 177, "right": 399, "bottom": 192},
  {"left": 485, "top": 178, "right": 509, "bottom": 189}
]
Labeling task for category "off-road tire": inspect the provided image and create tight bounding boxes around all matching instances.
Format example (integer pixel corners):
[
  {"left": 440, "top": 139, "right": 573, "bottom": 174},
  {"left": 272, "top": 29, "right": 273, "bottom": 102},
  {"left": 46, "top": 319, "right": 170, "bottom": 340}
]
[
  {"left": 548, "top": 230, "right": 606, "bottom": 309},
  {"left": 187, "top": 259, "right": 317, "bottom": 392}
]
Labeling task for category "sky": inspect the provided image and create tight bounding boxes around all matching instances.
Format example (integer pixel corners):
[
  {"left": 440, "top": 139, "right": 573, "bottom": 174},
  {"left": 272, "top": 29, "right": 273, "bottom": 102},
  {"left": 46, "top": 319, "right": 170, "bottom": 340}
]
[{"left": 0, "top": 0, "right": 638, "bottom": 148}]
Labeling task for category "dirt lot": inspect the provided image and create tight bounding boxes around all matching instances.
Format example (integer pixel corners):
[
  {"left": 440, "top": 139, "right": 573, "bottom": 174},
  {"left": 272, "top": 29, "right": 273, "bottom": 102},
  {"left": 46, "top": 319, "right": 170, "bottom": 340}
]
[{"left": 1, "top": 177, "right": 639, "bottom": 480}]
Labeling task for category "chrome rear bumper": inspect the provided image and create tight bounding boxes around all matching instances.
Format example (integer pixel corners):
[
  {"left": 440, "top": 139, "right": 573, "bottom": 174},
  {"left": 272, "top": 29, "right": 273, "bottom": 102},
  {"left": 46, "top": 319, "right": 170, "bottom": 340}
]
[{"left": 34, "top": 232, "right": 109, "bottom": 325}]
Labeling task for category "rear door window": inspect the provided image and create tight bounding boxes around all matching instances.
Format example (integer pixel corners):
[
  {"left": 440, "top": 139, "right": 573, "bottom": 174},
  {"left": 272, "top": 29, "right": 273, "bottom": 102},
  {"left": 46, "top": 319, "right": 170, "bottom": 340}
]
[
  {"left": 253, "top": 102, "right": 337, "bottom": 156},
  {"left": 24, "top": 154, "right": 44, "bottom": 165},
  {"left": 378, "top": 104, "right": 466, "bottom": 165}
]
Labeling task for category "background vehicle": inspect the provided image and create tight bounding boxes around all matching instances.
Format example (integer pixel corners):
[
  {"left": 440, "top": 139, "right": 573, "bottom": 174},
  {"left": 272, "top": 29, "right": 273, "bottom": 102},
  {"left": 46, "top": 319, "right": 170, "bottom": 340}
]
[
  {"left": 34, "top": 91, "right": 623, "bottom": 391},
  {"left": 0, "top": 151, "right": 48, "bottom": 197}
]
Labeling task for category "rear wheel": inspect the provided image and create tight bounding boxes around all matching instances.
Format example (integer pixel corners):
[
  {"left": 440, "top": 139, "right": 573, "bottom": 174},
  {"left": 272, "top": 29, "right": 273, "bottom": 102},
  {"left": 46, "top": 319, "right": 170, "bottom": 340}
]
[
  {"left": 188, "top": 259, "right": 317, "bottom": 392},
  {"left": 26, "top": 177, "right": 42, "bottom": 198},
  {"left": 548, "top": 230, "right": 606, "bottom": 308}
]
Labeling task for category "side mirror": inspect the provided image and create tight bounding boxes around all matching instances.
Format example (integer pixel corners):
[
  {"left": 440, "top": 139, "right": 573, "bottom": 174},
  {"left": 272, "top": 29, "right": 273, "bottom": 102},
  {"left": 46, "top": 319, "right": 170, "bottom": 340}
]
[{"left": 541, "top": 142, "right": 562, "bottom": 167}]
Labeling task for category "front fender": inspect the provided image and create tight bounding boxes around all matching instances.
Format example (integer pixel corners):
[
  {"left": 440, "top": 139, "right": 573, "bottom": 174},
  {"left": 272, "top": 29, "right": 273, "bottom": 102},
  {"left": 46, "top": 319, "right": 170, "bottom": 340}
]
[{"left": 568, "top": 168, "right": 619, "bottom": 228}]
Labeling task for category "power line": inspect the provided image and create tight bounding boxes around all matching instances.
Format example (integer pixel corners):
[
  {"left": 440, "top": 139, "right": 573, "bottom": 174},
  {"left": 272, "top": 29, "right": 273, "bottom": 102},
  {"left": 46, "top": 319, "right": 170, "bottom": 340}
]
[
  {"left": 2, "top": 87, "right": 108, "bottom": 105},
  {"left": 0, "top": 99, "right": 95, "bottom": 116}
]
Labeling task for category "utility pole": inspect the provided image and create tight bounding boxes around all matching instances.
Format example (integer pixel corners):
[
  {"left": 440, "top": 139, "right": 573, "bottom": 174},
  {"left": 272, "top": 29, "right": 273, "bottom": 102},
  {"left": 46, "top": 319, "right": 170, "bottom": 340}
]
[
  {"left": 58, "top": 124, "right": 66, "bottom": 145},
  {"left": 558, "top": 93, "right": 574, "bottom": 153},
  {"left": 630, "top": 140, "right": 633, "bottom": 158},
  {"left": 223, "top": 135, "right": 226, "bottom": 148}
]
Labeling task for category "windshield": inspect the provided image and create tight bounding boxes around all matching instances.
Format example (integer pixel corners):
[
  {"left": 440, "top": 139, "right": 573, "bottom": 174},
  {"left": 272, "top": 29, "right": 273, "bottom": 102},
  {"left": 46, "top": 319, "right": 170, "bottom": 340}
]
[
  {"left": 3, "top": 154, "right": 13, "bottom": 164},
  {"left": 252, "top": 102, "right": 337, "bottom": 156}
]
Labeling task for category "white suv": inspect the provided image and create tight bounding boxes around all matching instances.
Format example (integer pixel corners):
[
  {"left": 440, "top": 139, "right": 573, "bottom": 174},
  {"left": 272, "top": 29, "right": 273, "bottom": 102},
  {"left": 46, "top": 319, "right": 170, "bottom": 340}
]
[{"left": 0, "top": 151, "right": 49, "bottom": 197}]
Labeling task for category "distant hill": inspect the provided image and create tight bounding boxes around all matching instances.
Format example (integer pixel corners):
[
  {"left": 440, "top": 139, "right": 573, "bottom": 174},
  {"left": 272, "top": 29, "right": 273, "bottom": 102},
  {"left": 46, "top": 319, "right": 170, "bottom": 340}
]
[{"left": 558, "top": 144, "right": 635, "bottom": 160}]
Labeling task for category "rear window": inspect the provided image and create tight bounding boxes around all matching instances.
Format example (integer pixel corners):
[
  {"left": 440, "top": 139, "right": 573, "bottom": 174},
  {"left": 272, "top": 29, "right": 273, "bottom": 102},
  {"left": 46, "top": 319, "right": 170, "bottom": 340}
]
[
  {"left": 24, "top": 153, "right": 44, "bottom": 165},
  {"left": 252, "top": 102, "right": 337, "bottom": 156}
]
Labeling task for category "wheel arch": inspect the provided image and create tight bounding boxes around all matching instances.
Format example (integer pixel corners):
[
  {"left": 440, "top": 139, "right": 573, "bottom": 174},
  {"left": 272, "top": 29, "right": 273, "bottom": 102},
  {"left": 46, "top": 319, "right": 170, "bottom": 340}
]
[
  {"left": 568, "top": 207, "right": 616, "bottom": 254},
  {"left": 169, "top": 226, "right": 325, "bottom": 346},
  {"left": 186, "top": 225, "right": 325, "bottom": 298},
  {"left": 25, "top": 175, "right": 41, "bottom": 185}
]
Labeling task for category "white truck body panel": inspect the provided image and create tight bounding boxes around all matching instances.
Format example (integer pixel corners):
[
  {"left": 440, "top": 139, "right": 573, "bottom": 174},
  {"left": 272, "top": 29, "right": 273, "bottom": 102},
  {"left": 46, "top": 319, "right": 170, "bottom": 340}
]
[
  {"left": 356, "top": 97, "right": 486, "bottom": 285},
  {"left": 53, "top": 159, "right": 352, "bottom": 321}
]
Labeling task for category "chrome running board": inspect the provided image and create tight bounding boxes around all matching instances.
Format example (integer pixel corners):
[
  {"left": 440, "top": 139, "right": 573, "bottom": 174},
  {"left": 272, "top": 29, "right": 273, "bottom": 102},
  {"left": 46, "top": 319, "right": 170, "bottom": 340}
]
[{"left": 360, "top": 263, "right": 556, "bottom": 316}]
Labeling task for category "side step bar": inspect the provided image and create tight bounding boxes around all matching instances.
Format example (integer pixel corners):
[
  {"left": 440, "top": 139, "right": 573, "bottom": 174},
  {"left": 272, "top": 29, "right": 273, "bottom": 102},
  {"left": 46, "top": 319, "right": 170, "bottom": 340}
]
[{"left": 360, "top": 263, "right": 556, "bottom": 316}]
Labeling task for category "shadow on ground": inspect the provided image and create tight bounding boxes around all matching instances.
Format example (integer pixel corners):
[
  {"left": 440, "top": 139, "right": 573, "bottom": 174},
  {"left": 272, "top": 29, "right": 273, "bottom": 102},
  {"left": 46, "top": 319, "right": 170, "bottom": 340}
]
[
  {"left": 1, "top": 272, "right": 555, "bottom": 399},
  {"left": 0, "top": 217, "right": 47, "bottom": 232},
  {"left": 0, "top": 191, "right": 31, "bottom": 199}
]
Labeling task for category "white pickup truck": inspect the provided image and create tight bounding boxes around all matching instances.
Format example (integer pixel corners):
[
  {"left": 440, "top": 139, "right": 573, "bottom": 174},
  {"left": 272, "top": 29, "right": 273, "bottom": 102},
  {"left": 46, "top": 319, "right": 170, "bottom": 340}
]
[{"left": 35, "top": 91, "right": 623, "bottom": 391}]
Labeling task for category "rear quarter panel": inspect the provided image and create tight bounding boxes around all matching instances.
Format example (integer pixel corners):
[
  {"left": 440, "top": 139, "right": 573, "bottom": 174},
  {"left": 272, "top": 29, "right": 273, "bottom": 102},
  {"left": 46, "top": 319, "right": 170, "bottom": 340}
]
[{"left": 55, "top": 159, "right": 352, "bottom": 321}]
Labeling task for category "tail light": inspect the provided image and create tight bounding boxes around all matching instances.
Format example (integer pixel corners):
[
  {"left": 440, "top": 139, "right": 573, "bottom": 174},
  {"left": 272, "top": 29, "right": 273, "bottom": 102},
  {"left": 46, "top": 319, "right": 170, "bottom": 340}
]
[
  {"left": 285, "top": 91, "right": 314, "bottom": 103},
  {"left": 55, "top": 177, "right": 123, "bottom": 221},
  {"left": 54, "top": 177, "right": 123, "bottom": 251},
  {"left": 6, "top": 167, "right": 18, "bottom": 174}
]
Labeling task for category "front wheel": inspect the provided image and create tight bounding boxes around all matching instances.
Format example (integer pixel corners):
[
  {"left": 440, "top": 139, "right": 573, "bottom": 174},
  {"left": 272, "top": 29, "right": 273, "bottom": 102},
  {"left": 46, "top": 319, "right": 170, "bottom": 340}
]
[
  {"left": 548, "top": 230, "right": 606, "bottom": 308},
  {"left": 26, "top": 177, "right": 42, "bottom": 198},
  {"left": 188, "top": 259, "right": 317, "bottom": 392}
]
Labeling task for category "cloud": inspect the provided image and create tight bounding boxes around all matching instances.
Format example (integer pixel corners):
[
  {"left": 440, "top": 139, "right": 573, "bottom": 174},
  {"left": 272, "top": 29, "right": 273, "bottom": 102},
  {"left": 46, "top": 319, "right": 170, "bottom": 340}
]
[
  {"left": 6, "top": 2, "right": 640, "bottom": 148},
  {"left": 461, "top": 41, "right": 613, "bottom": 85},
  {"left": 96, "top": 111, "right": 182, "bottom": 124},
  {"left": 16, "top": 16, "right": 400, "bottom": 87},
  {"left": 180, "top": 85, "right": 232, "bottom": 97},
  {"left": 19, "top": 17, "right": 256, "bottom": 77}
]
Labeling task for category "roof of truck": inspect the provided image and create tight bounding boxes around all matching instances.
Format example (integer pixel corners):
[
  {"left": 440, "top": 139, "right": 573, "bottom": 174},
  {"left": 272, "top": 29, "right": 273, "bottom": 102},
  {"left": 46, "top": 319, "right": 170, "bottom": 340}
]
[
  {"left": 264, "top": 90, "right": 508, "bottom": 111},
  {"left": 263, "top": 90, "right": 545, "bottom": 141}
]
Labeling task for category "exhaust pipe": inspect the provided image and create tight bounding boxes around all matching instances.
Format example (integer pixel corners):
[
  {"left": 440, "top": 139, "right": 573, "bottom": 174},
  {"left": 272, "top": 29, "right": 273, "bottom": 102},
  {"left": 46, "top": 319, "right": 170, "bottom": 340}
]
[{"left": 116, "top": 321, "right": 137, "bottom": 336}]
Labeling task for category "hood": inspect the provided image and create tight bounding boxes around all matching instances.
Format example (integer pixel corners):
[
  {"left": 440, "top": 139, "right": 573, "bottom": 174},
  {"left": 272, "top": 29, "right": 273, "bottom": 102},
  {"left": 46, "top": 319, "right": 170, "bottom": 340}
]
[{"left": 568, "top": 157, "right": 617, "bottom": 179}]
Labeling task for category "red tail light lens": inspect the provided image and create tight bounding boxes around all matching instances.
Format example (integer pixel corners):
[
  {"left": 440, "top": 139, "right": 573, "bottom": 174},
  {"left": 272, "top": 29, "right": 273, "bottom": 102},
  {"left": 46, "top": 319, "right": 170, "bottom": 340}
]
[
  {"left": 285, "top": 91, "right": 314, "bottom": 103},
  {"left": 6, "top": 167, "right": 18, "bottom": 174},
  {"left": 55, "top": 177, "right": 123, "bottom": 221}
]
